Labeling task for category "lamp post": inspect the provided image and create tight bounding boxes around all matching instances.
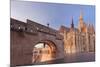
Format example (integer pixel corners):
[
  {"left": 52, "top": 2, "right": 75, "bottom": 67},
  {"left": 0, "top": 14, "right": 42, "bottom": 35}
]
[
  {"left": 47, "top": 23, "right": 49, "bottom": 27},
  {"left": 47, "top": 23, "right": 50, "bottom": 33}
]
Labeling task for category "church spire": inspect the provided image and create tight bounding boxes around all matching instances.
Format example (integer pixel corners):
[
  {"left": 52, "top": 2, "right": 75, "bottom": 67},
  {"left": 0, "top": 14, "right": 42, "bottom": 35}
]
[
  {"left": 78, "top": 11, "right": 84, "bottom": 32},
  {"left": 70, "top": 16, "right": 74, "bottom": 31},
  {"left": 79, "top": 11, "right": 83, "bottom": 20},
  {"left": 71, "top": 17, "right": 74, "bottom": 29}
]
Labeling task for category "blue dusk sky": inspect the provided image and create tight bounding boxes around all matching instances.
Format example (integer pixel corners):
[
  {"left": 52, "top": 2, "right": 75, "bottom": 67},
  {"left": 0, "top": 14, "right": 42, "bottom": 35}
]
[{"left": 11, "top": 1, "right": 95, "bottom": 30}]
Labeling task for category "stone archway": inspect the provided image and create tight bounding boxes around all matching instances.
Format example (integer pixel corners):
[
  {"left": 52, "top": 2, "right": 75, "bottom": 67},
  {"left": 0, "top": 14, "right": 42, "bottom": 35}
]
[{"left": 32, "top": 40, "right": 57, "bottom": 63}]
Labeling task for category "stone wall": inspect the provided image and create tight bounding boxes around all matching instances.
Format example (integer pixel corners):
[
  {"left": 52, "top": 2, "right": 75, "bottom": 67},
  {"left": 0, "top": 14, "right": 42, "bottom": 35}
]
[{"left": 10, "top": 18, "right": 64, "bottom": 66}]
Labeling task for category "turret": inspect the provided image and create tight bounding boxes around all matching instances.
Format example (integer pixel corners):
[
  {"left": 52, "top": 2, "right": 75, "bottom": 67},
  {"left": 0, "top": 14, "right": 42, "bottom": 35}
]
[{"left": 88, "top": 23, "right": 95, "bottom": 34}]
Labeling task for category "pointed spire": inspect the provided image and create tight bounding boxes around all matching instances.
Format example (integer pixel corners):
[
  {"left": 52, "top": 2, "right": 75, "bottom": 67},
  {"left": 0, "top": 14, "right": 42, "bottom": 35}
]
[
  {"left": 79, "top": 11, "right": 83, "bottom": 20},
  {"left": 91, "top": 24, "right": 95, "bottom": 33},
  {"left": 71, "top": 16, "right": 74, "bottom": 28},
  {"left": 78, "top": 11, "right": 84, "bottom": 32}
]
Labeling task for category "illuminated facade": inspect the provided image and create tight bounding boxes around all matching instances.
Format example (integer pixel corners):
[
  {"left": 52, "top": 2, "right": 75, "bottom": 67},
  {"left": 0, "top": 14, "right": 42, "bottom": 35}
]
[{"left": 59, "top": 13, "right": 95, "bottom": 54}]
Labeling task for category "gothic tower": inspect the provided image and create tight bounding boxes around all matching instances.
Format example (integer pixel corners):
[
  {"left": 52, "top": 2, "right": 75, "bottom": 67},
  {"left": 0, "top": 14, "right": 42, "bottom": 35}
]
[{"left": 78, "top": 12, "right": 84, "bottom": 32}]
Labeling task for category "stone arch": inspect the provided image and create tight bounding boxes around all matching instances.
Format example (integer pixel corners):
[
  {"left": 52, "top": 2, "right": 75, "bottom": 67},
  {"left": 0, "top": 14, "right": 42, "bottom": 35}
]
[{"left": 32, "top": 40, "right": 57, "bottom": 63}]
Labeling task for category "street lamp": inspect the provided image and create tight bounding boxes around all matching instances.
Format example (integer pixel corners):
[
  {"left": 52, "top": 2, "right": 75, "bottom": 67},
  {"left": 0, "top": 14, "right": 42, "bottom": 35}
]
[{"left": 47, "top": 23, "right": 49, "bottom": 27}]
